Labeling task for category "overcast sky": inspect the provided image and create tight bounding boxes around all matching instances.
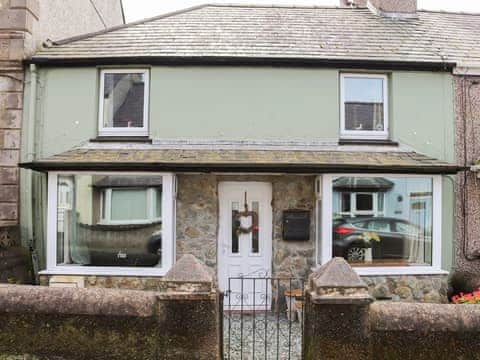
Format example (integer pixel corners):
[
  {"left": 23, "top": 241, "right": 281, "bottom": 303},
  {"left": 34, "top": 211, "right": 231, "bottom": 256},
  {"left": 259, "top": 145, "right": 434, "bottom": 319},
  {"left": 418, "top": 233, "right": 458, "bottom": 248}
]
[{"left": 123, "top": 0, "right": 480, "bottom": 22}]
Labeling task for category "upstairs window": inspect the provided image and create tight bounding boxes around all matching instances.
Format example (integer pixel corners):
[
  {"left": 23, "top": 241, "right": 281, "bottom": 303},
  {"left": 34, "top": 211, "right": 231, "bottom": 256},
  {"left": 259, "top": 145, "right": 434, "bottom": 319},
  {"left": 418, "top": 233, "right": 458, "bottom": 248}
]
[
  {"left": 98, "top": 69, "right": 149, "bottom": 137},
  {"left": 340, "top": 73, "right": 388, "bottom": 140}
]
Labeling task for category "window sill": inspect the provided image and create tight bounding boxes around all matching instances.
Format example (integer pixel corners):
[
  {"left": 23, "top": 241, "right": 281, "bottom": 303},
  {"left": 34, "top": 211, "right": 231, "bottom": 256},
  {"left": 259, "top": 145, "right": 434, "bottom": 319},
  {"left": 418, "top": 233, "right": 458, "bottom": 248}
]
[
  {"left": 91, "top": 136, "right": 152, "bottom": 143},
  {"left": 39, "top": 266, "right": 167, "bottom": 277},
  {"left": 354, "top": 267, "right": 448, "bottom": 276},
  {"left": 338, "top": 139, "right": 399, "bottom": 146}
]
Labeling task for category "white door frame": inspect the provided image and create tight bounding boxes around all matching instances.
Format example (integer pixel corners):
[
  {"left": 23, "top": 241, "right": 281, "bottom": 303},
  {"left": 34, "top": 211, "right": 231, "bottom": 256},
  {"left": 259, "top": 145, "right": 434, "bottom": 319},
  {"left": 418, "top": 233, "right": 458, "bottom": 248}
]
[{"left": 217, "top": 181, "right": 273, "bottom": 308}]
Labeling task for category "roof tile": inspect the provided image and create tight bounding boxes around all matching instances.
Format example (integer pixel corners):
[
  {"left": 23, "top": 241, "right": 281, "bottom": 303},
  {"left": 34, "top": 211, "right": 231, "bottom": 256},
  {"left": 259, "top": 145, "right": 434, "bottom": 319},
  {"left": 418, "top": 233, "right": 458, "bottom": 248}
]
[{"left": 31, "top": 5, "right": 480, "bottom": 65}]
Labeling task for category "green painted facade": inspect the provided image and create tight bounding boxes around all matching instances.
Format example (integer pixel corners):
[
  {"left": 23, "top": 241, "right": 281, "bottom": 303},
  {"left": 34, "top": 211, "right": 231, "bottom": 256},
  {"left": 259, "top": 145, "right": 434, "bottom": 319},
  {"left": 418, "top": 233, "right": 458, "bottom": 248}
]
[{"left": 21, "top": 66, "right": 456, "bottom": 271}]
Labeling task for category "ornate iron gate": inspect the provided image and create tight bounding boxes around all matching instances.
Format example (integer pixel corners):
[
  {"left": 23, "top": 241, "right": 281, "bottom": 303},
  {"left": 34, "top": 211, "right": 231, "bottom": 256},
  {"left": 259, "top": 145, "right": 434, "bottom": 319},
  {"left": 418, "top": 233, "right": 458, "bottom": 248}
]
[{"left": 223, "top": 276, "right": 305, "bottom": 359}]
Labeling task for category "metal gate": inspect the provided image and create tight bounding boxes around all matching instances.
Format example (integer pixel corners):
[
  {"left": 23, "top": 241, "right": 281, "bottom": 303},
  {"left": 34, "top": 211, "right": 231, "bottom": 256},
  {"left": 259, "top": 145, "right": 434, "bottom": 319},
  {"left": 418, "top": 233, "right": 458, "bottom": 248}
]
[{"left": 223, "top": 276, "right": 305, "bottom": 359}]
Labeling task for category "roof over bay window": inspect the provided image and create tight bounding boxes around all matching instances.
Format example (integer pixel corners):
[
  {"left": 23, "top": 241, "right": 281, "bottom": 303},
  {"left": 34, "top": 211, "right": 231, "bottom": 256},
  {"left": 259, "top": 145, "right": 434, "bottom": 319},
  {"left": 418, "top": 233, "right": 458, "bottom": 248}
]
[{"left": 19, "top": 142, "right": 464, "bottom": 174}]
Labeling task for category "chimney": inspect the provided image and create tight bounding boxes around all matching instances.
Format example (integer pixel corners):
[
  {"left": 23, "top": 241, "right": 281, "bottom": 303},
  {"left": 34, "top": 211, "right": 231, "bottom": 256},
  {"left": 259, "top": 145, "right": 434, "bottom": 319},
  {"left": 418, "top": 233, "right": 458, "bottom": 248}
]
[{"left": 367, "top": 0, "right": 417, "bottom": 18}]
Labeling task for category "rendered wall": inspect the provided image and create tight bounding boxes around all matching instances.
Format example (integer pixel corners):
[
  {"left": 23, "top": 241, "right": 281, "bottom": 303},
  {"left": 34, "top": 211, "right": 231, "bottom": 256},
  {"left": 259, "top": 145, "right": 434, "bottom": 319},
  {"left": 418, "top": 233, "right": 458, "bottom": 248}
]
[
  {"left": 453, "top": 75, "right": 480, "bottom": 288},
  {"left": 29, "top": 67, "right": 454, "bottom": 159},
  {"left": 21, "top": 66, "right": 456, "bottom": 276}
]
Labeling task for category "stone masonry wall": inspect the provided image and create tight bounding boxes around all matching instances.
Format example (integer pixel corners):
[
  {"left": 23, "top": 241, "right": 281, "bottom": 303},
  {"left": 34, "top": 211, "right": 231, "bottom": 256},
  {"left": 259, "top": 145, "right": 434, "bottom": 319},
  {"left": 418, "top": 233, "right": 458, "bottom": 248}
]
[
  {"left": 363, "top": 274, "right": 448, "bottom": 303},
  {"left": 1, "top": 0, "right": 39, "bottom": 232},
  {"left": 176, "top": 174, "right": 316, "bottom": 282},
  {"left": 176, "top": 174, "right": 218, "bottom": 268},
  {"left": 272, "top": 176, "right": 316, "bottom": 281}
]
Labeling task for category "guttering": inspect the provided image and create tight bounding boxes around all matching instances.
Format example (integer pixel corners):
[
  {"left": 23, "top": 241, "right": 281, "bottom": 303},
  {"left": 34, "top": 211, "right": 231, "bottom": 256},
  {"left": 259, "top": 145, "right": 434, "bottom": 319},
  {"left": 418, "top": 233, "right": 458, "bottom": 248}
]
[
  {"left": 23, "top": 64, "right": 37, "bottom": 264},
  {"left": 26, "top": 64, "right": 37, "bottom": 163},
  {"left": 24, "top": 56, "right": 456, "bottom": 72},
  {"left": 18, "top": 161, "right": 466, "bottom": 175}
]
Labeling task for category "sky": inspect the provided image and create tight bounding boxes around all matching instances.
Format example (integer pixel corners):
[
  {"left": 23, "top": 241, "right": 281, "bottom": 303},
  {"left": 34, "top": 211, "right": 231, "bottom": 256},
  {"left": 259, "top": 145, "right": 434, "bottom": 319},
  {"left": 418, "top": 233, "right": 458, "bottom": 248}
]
[{"left": 123, "top": 0, "right": 480, "bottom": 22}]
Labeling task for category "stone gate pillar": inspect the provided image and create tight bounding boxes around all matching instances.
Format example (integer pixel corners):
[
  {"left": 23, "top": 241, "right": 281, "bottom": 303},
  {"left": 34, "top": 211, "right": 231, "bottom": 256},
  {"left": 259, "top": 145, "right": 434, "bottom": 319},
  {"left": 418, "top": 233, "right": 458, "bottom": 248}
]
[{"left": 303, "top": 257, "right": 373, "bottom": 360}]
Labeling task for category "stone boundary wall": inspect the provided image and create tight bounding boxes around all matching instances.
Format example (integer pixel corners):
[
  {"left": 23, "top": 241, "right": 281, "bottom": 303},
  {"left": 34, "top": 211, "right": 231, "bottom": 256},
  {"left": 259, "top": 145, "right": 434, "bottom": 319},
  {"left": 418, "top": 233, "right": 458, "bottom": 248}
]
[
  {"left": 0, "top": 255, "right": 222, "bottom": 360},
  {"left": 304, "top": 258, "right": 480, "bottom": 360},
  {"left": 370, "top": 302, "right": 480, "bottom": 359}
]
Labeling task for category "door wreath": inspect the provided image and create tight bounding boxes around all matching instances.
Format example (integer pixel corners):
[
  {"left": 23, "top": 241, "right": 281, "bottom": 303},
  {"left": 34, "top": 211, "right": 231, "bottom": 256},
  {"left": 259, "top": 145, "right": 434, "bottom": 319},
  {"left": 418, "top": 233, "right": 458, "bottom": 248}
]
[{"left": 233, "top": 192, "right": 259, "bottom": 236}]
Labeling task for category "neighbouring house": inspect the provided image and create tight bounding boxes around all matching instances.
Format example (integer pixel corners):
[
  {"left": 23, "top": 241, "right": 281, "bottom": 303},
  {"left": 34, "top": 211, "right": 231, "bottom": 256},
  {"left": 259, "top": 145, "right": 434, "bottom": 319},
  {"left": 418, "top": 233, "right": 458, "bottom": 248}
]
[
  {"left": 0, "top": 0, "right": 125, "bottom": 282},
  {"left": 18, "top": 0, "right": 480, "bottom": 305}
]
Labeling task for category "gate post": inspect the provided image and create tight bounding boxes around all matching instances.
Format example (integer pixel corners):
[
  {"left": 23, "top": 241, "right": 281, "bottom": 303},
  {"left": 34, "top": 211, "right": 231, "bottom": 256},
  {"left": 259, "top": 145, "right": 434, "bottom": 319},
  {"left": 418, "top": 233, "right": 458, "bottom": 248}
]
[{"left": 303, "top": 258, "right": 373, "bottom": 360}]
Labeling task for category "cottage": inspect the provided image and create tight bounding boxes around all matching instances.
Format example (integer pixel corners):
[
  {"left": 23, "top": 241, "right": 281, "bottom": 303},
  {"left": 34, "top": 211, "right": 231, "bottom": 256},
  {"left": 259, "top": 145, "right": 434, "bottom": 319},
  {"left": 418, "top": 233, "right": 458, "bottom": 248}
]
[{"left": 19, "top": 1, "right": 477, "bottom": 305}]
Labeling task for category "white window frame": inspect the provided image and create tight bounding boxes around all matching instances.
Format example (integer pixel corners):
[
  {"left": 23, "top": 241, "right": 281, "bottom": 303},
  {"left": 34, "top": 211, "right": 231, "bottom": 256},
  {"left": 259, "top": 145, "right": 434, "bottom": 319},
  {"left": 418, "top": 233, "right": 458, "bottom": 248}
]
[
  {"left": 43, "top": 172, "right": 176, "bottom": 277},
  {"left": 98, "top": 69, "right": 150, "bottom": 137},
  {"left": 100, "top": 187, "right": 161, "bottom": 225},
  {"left": 319, "top": 174, "right": 445, "bottom": 275},
  {"left": 340, "top": 73, "right": 389, "bottom": 140},
  {"left": 338, "top": 192, "right": 385, "bottom": 218}
]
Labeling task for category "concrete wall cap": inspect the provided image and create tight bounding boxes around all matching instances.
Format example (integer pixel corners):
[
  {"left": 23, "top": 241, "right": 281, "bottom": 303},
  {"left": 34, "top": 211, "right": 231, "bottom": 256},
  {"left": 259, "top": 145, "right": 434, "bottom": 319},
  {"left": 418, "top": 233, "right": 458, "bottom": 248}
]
[
  {"left": 164, "top": 254, "right": 214, "bottom": 283},
  {"left": 0, "top": 284, "right": 157, "bottom": 317},
  {"left": 371, "top": 302, "right": 480, "bottom": 332},
  {"left": 310, "top": 257, "right": 368, "bottom": 289}
]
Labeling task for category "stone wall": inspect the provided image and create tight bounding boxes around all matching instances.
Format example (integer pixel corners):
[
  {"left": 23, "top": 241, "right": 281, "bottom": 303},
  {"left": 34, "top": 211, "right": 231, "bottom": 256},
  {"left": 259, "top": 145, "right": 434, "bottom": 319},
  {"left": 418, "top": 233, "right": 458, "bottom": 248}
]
[
  {"left": 272, "top": 176, "right": 316, "bottom": 281},
  {"left": 176, "top": 174, "right": 316, "bottom": 282},
  {"left": 1, "top": 255, "right": 222, "bottom": 360},
  {"left": 176, "top": 174, "right": 218, "bottom": 268},
  {"left": 304, "top": 258, "right": 480, "bottom": 360},
  {"left": 453, "top": 75, "right": 480, "bottom": 291},
  {"left": 363, "top": 275, "right": 448, "bottom": 303},
  {"left": 39, "top": 274, "right": 166, "bottom": 291}
]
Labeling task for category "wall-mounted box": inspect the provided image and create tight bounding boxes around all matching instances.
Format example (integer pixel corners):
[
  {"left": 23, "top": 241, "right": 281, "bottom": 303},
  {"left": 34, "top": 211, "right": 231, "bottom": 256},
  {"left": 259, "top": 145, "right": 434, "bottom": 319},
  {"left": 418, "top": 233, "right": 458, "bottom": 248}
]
[{"left": 283, "top": 210, "right": 310, "bottom": 241}]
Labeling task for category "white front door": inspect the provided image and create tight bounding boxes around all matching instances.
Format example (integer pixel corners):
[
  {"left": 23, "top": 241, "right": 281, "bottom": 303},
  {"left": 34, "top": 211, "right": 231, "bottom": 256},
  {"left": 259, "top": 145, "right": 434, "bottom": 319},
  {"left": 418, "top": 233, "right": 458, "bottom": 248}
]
[{"left": 218, "top": 182, "right": 272, "bottom": 310}]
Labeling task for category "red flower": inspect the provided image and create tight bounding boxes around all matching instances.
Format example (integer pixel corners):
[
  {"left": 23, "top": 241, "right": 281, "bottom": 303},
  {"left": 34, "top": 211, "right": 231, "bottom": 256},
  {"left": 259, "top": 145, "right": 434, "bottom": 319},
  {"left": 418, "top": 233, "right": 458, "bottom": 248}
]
[{"left": 452, "top": 288, "right": 480, "bottom": 304}]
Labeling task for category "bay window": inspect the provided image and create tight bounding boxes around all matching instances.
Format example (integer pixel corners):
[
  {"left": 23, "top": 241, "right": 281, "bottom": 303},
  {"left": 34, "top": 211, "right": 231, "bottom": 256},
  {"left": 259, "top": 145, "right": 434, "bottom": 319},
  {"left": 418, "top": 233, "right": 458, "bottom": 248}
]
[
  {"left": 46, "top": 172, "right": 175, "bottom": 276},
  {"left": 319, "top": 174, "right": 443, "bottom": 275}
]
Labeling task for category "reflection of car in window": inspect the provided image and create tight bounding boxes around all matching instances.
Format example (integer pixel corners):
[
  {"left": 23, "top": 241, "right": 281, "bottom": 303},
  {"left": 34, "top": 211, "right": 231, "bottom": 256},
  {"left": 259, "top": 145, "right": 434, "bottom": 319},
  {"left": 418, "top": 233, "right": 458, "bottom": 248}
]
[{"left": 333, "top": 217, "right": 425, "bottom": 263}]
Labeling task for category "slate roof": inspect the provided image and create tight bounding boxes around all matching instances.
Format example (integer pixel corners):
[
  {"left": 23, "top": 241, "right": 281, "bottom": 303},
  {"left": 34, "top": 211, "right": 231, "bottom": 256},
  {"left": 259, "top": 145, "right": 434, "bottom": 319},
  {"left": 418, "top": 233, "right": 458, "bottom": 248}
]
[
  {"left": 31, "top": 4, "right": 480, "bottom": 67},
  {"left": 19, "top": 143, "right": 463, "bottom": 174}
]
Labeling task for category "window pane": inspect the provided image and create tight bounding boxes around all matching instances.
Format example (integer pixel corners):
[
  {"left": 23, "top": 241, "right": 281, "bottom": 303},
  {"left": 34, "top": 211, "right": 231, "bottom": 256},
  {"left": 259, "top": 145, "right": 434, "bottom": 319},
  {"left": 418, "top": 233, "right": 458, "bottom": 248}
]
[
  {"left": 332, "top": 176, "right": 433, "bottom": 267},
  {"left": 111, "top": 189, "right": 147, "bottom": 221},
  {"left": 344, "top": 76, "right": 384, "bottom": 132},
  {"left": 155, "top": 189, "right": 162, "bottom": 219},
  {"left": 102, "top": 72, "right": 145, "bottom": 128},
  {"left": 341, "top": 193, "right": 351, "bottom": 212},
  {"left": 377, "top": 193, "right": 384, "bottom": 213},
  {"left": 251, "top": 201, "right": 259, "bottom": 254},
  {"left": 356, "top": 193, "right": 373, "bottom": 211},
  {"left": 56, "top": 175, "right": 162, "bottom": 268},
  {"left": 231, "top": 202, "right": 240, "bottom": 253},
  {"left": 367, "top": 220, "right": 391, "bottom": 232}
]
